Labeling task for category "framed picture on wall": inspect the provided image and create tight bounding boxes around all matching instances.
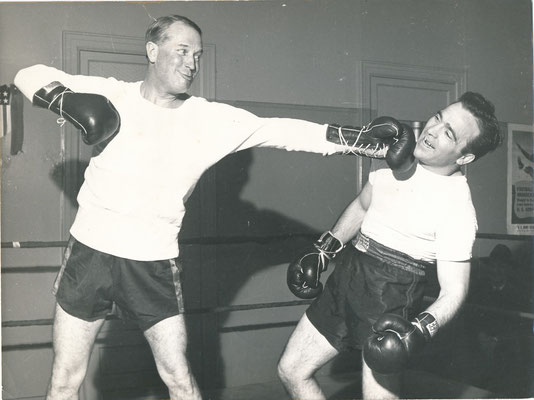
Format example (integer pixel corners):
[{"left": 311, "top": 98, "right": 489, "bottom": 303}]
[{"left": 507, "top": 123, "right": 534, "bottom": 235}]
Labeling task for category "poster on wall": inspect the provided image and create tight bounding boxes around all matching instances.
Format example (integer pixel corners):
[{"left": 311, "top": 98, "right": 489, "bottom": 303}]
[{"left": 507, "top": 123, "right": 534, "bottom": 235}]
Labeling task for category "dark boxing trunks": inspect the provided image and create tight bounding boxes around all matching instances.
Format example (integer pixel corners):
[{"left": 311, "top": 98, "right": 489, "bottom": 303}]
[
  {"left": 54, "top": 237, "right": 184, "bottom": 331},
  {"left": 306, "top": 232, "right": 433, "bottom": 352}
]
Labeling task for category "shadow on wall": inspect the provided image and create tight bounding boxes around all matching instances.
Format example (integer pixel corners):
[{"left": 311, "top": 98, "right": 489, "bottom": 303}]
[
  {"left": 179, "top": 149, "right": 360, "bottom": 392},
  {"left": 49, "top": 149, "right": 361, "bottom": 397},
  {"left": 48, "top": 152, "right": 534, "bottom": 398}
]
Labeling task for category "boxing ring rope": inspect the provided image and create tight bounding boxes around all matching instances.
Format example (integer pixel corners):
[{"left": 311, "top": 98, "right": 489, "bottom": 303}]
[
  {"left": 0, "top": 233, "right": 319, "bottom": 249},
  {"left": 2, "top": 232, "right": 532, "bottom": 249},
  {"left": 3, "top": 296, "right": 532, "bottom": 329},
  {"left": 2, "top": 300, "right": 312, "bottom": 351},
  {"left": 2, "top": 232, "right": 533, "bottom": 348},
  {"left": 2, "top": 300, "right": 313, "bottom": 329}
]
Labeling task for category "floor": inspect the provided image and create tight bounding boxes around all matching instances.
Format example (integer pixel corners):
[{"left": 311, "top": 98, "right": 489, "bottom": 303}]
[{"left": 202, "top": 370, "right": 495, "bottom": 400}]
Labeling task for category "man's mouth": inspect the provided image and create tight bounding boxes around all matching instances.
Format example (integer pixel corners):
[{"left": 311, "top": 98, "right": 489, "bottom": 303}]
[
  {"left": 178, "top": 71, "right": 193, "bottom": 82},
  {"left": 421, "top": 136, "right": 434, "bottom": 150}
]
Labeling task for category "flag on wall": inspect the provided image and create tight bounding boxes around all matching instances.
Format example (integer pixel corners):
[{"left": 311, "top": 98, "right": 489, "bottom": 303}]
[
  {"left": 0, "top": 84, "right": 10, "bottom": 137},
  {"left": 1, "top": 84, "right": 24, "bottom": 155}
]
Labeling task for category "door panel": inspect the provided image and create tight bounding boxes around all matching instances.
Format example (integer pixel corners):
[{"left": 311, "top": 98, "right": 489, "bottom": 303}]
[{"left": 362, "top": 61, "right": 467, "bottom": 121}]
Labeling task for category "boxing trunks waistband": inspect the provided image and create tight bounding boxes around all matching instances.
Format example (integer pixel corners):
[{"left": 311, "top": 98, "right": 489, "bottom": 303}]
[{"left": 351, "top": 232, "right": 434, "bottom": 276}]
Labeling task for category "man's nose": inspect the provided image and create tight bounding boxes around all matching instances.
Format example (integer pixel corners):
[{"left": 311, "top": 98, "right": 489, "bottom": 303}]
[
  {"left": 426, "top": 123, "right": 441, "bottom": 137},
  {"left": 185, "top": 55, "right": 196, "bottom": 71}
]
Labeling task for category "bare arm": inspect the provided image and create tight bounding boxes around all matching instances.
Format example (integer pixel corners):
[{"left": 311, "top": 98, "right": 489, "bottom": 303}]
[
  {"left": 330, "top": 180, "right": 373, "bottom": 244},
  {"left": 424, "top": 259, "right": 471, "bottom": 327}
]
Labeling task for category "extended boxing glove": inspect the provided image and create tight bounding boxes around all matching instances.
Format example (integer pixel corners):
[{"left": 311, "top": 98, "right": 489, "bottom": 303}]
[
  {"left": 326, "top": 116, "right": 415, "bottom": 170},
  {"left": 363, "top": 312, "right": 438, "bottom": 374},
  {"left": 287, "top": 231, "right": 344, "bottom": 299},
  {"left": 33, "top": 81, "right": 120, "bottom": 145}
]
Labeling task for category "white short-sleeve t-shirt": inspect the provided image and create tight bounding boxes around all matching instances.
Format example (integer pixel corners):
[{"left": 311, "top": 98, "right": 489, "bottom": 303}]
[{"left": 361, "top": 160, "right": 477, "bottom": 262}]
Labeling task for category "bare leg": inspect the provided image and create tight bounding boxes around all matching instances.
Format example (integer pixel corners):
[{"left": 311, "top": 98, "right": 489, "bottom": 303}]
[
  {"left": 143, "top": 315, "right": 201, "bottom": 400},
  {"left": 47, "top": 304, "right": 105, "bottom": 400},
  {"left": 361, "top": 353, "right": 401, "bottom": 399},
  {"left": 278, "top": 313, "right": 339, "bottom": 400}
]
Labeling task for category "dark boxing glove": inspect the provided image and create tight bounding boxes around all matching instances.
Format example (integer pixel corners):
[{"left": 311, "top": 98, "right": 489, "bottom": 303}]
[
  {"left": 33, "top": 81, "right": 120, "bottom": 145},
  {"left": 326, "top": 117, "right": 415, "bottom": 170},
  {"left": 287, "top": 231, "right": 344, "bottom": 299},
  {"left": 386, "top": 123, "right": 416, "bottom": 170},
  {"left": 363, "top": 312, "right": 438, "bottom": 375}
]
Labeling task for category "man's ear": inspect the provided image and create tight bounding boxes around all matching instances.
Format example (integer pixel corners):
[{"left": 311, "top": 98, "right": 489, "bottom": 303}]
[
  {"left": 146, "top": 41, "right": 158, "bottom": 63},
  {"left": 456, "top": 153, "right": 476, "bottom": 166}
]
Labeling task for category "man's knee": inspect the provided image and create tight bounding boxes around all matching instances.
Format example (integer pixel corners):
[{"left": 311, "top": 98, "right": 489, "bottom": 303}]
[
  {"left": 157, "top": 368, "right": 200, "bottom": 399},
  {"left": 278, "top": 351, "right": 311, "bottom": 384},
  {"left": 277, "top": 355, "right": 292, "bottom": 382},
  {"left": 48, "top": 363, "right": 86, "bottom": 397}
]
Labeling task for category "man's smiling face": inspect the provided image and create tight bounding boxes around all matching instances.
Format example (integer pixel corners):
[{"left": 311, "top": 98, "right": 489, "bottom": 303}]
[
  {"left": 147, "top": 21, "right": 203, "bottom": 96},
  {"left": 414, "top": 102, "right": 481, "bottom": 175}
]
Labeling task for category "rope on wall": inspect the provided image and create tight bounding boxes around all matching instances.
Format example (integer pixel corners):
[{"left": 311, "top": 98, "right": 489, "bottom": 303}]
[
  {"left": 2, "top": 232, "right": 530, "bottom": 249},
  {"left": 2, "top": 300, "right": 313, "bottom": 328},
  {"left": 0, "top": 234, "right": 317, "bottom": 249},
  {"left": 2, "top": 233, "right": 532, "bottom": 351}
]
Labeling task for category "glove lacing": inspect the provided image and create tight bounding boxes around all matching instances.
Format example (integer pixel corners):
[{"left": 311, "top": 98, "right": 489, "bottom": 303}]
[
  {"left": 315, "top": 231, "right": 344, "bottom": 258},
  {"left": 49, "top": 88, "right": 74, "bottom": 127},
  {"left": 382, "top": 327, "right": 417, "bottom": 342},
  {"left": 299, "top": 251, "right": 328, "bottom": 290},
  {"left": 300, "top": 232, "right": 343, "bottom": 289},
  {"left": 336, "top": 123, "right": 400, "bottom": 158}
]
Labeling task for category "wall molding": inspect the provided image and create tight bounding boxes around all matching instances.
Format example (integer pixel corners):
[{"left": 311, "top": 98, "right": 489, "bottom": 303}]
[{"left": 361, "top": 60, "right": 468, "bottom": 119}]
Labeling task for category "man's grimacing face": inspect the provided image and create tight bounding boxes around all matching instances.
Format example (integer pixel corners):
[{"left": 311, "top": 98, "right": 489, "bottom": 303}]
[
  {"left": 414, "top": 102, "right": 481, "bottom": 171},
  {"left": 147, "top": 22, "right": 203, "bottom": 95}
]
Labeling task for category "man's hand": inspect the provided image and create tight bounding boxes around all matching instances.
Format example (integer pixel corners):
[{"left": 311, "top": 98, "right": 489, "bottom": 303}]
[
  {"left": 363, "top": 312, "right": 438, "bottom": 374},
  {"left": 287, "top": 231, "right": 344, "bottom": 299},
  {"left": 33, "top": 81, "right": 120, "bottom": 145}
]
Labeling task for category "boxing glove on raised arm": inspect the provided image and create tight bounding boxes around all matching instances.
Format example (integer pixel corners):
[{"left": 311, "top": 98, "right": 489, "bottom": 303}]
[
  {"left": 287, "top": 231, "right": 344, "bottom": 299},
  {"left": 363, "top": 312, "right": 438, "bottom": 374},
  {"left": 33, "top": 81, "right": 120, "bottom": 145},
  {"left": 326, "top": 116, "right": 415, "bottom": 170}
]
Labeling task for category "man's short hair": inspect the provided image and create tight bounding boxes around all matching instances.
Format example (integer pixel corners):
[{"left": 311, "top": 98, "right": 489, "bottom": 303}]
[
  {"left": 145, "top": 15, "right": 202, "bottom": 45},
  {"left": 458, "top": 91, "right": 503, "bottom": 160}
]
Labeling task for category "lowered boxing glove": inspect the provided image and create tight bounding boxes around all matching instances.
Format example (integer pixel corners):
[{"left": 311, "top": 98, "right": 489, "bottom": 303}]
[
  {"left": 386, "top": 123, "right": 416, "bottom": 170},
  {"left": 287, "top": 231, "right": 344, "bottom": 299},
  {"left": 363, "top": 312, "right": 438, "bottom": 374},
  {"left": 326, "top": 117, "right": 415, "bottom": 170},
  {"left": 33, "top": 81, "right": 120, "bottom": 145}
]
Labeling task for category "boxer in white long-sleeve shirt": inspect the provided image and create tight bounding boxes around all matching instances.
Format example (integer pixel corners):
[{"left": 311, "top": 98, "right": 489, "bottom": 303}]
[
  {"left": 16, "top": 64, "right": 343, "bottom": 261},
  {"left": 14, "top": 15, "right": 412, "bottom": 400}
]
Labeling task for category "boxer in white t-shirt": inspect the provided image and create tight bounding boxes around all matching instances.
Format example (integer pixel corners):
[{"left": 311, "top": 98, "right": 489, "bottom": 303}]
[{"left": 281, "top": 91, "right": 502, "bottom": 400}]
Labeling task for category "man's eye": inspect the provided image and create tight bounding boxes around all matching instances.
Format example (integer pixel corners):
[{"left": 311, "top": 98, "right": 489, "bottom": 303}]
[{"left": 177, "top": 49, "right": 187, "bottom": 55}]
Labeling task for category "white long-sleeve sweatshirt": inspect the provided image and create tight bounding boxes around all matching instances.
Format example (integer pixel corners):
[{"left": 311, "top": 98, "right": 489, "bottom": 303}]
[{"left": 15, "top": 65, "right": 344, "bottom": 260}]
